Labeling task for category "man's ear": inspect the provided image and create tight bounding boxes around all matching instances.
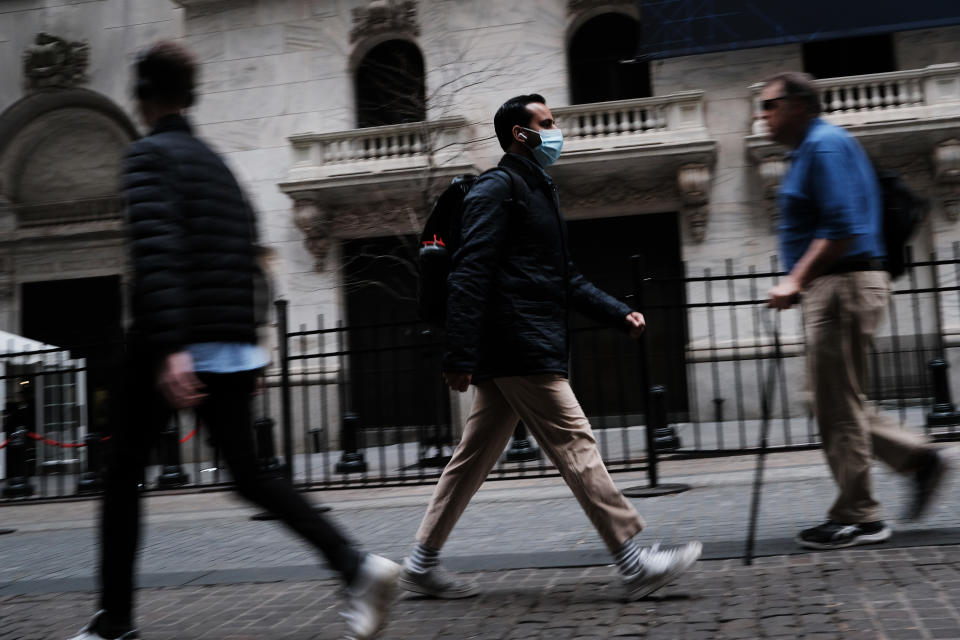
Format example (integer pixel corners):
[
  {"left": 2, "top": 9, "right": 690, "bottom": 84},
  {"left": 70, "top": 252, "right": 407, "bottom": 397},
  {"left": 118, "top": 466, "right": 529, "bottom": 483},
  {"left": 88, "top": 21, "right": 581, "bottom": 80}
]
[{"left": 513, "top": 125, "right": 527, "bottom": 142}]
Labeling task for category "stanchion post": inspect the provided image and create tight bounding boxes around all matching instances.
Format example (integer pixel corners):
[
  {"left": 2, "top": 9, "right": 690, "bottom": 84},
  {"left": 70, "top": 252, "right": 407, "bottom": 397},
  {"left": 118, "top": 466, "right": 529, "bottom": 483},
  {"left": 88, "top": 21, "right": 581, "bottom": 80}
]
[
  {"left": 336, "top": 411, "right": 368, "bottom": 473},
  {"left": 926, "top": 358, "right": 960, "bottom": 428},
  {"left": 254, "top": 417, "right": 284, "bottom": 475},
  {"left": 156, "top": 416, "right": 189, "bottom": 488},
  {"left": 276, "top": 299, "right": 295, "bottom": 483},
  {"left": 2, "top": 428, "right": 35, "bottom": 498},
  {"left": 622, "top": 255, "right": 689, "bottom": 499},
  {"left": 77, "top": 432, "right": 104, "bottom": 493},
  {"left": 505, "top": 421, "right": 541, "bottom": 462}
]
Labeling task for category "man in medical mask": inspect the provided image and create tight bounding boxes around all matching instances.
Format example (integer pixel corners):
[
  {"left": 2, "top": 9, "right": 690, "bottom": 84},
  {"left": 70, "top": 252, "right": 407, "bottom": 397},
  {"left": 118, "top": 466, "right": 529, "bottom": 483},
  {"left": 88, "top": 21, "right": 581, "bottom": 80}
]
[{"left": 399, "top": 94, "right": 702, "bottom": 601}]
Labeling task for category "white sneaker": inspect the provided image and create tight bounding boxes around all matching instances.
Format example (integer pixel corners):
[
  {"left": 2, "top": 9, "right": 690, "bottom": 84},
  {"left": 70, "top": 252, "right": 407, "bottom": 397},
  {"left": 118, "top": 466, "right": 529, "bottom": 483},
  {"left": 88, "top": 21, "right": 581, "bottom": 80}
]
[
  {"left": 623, "top": 541, "right": 702, "bottom": 601},
  {"left": 341, "top": 554, "right": 402, "bottom": 640},
  {"left": 67, "top": 611, "right": 138, "bottom": 639}
]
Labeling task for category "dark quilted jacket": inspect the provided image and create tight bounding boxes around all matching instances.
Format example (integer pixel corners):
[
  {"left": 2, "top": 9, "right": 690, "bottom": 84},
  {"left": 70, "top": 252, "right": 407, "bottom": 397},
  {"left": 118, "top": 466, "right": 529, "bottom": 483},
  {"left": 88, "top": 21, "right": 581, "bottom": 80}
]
[
  {"left": 443, "top": 153, "right": 633, "bottom": 380},
  {"left": 122, "top": 114, "right": 258, "bottom": 354}
]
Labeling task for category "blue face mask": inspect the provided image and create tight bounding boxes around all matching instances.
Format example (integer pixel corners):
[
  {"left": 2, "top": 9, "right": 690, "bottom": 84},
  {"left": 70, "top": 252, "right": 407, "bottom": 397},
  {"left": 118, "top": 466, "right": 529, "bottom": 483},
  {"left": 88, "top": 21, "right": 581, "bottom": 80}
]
[{"left": 523, "top": 127, "right": 564, "bottom": 167}]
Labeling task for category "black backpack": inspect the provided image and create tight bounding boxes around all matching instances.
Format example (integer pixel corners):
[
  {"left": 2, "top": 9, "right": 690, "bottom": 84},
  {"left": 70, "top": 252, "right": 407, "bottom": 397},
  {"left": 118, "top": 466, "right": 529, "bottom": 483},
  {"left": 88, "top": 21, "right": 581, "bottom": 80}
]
[
  {"left": 417, "top": 167, "right": 527, "bottom": 325},
  {"left": 877, "top": 168, "right": 927, "bottom": 279}
]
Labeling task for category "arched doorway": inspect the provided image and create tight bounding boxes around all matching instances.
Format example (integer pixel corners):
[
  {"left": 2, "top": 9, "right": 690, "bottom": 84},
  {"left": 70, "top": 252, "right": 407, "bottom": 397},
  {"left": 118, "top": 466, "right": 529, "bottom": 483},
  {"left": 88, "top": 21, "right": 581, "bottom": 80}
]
[
  {"left": 0, "top": 88, "right": 136, "bottom": 447},
  {"left": 568, "top": 13, "right": 651, "bottom": 105},
  {"left": 354, "top": 39, "right": 427, "bottom": 128}
]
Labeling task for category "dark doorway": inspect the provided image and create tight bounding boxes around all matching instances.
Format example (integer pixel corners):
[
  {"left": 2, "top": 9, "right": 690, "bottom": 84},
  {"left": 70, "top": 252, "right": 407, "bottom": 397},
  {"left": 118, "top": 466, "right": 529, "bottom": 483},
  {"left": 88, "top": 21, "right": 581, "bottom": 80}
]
[
  {"left": 355, "top": 39, "right": 426, "bottom": 128},
  {"left": 567, "top": 213, "right": 688, "bottom": 420},
  {"left": 803, "top": 33, "right": 896, "bottom": 79},
  {"left": 341, "top": 236, "right": 442, "bottom": 433},
  {"left": 568, "top": 13, "right": 651, "bottom": 105},
  {"left": 20, "top": 275, "right": 124, "bottom": 437}
]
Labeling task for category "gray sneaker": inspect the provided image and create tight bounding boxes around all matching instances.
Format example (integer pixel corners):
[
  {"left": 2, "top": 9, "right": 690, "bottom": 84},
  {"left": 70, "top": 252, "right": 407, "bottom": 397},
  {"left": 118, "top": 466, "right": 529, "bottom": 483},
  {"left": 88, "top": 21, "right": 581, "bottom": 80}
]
[
  {"left": 399, "top": 559, "right": 479, "bottom": 599},
  {"left": 623, "top": 541, "right": 702, "bottom": 601}
]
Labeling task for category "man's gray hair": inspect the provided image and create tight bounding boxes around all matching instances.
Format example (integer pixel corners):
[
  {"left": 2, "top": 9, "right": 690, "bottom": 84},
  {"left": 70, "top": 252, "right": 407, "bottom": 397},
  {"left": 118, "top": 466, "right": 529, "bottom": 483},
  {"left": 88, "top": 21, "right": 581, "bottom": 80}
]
[{"left": 764, "top": 71, "right": 822, "bottom": 115}]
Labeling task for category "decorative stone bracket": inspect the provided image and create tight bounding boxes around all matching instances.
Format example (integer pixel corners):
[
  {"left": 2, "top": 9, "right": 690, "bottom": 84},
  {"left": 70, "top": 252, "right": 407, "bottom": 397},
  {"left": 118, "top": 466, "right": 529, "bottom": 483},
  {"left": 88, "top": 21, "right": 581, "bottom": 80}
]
[
  {"left": 677, "top": 164, "right": 713, "bottom": 242},
  {"left": 292, "top": 195, "right": 331, "bottom": 270},
  {"left": 935, "top": 139, "right": 960, "bottom": 222},
  {"left": 757, "top": 154, "right": 787, "bottom": 230}
]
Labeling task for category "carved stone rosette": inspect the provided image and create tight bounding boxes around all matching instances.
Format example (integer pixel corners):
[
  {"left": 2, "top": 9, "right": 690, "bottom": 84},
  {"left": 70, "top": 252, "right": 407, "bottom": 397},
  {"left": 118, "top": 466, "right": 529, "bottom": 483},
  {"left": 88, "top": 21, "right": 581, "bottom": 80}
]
[
  {"left": 23, "top": 32, "right": 89, "bottom": 90},
  {"left": 350, "top": 0, "right": 419, "bottom": 44},
  {"left": 677, "top": 164, "right": 712, "bottom": 242},
  {"left": 935, "top": 139, "right": 960, "bottom": 222}
]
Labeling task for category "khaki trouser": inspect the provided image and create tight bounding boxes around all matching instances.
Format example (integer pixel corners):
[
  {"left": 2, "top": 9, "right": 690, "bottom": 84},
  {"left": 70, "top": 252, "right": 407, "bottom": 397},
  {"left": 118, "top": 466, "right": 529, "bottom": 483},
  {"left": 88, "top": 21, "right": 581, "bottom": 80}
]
[
  {"left": 804, "top": 271, "right": 930, "bottom": 523},
  {"left": 416, "top": 374, "right": 645, "bottom": 552}
]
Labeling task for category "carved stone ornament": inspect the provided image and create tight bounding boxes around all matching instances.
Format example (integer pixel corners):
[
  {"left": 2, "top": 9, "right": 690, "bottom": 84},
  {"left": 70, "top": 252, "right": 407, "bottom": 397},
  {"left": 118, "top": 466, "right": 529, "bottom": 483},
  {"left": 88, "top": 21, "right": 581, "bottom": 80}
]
[
  {"left": 293, "top": 198, "right": 331, "bottom": 270},
  {"left": 935, "top": 140, "right": 960, "bottom": 222},
  {"left": 563, "top": 176, "right": 676, "bottom": 212},
  {"left": 350, "top": 0, "right": 419, "bottom": 44},
  {"left": 23, "top": 32, "right": 90, "bottom": 90},
  {"left": 758, "top": 154, "right": 787, "bottom": 230},
  {"left": 677, "top": 163, "right": 712, "bottom": 242}
]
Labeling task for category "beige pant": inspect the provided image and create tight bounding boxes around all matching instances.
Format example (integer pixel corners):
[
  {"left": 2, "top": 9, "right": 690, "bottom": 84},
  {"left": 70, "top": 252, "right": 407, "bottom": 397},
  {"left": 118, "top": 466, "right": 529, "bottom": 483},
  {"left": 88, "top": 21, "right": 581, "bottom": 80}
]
[
  {"left": 804, "top": 271, "right": 930, "bottom": 523},
  {"left": 416, "top": 374, "right": 645, "bottom": 552}
]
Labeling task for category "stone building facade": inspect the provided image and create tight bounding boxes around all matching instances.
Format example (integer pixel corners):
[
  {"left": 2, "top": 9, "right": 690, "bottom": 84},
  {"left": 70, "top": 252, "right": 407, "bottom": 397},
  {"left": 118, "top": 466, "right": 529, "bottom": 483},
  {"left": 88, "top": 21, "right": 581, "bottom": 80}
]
[{"left": 1, "top": 0, "right": 959, "bottom": 440}]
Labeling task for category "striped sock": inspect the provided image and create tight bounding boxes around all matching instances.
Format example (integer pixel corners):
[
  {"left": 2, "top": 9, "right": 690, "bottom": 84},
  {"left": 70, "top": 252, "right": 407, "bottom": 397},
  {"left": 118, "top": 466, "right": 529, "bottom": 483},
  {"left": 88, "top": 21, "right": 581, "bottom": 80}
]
[
  {"left": 614, "top": 538, "right": 643, "bottom": 578},
  {"left": 406, "top": 543, "right": 440, "bottom": 574}
]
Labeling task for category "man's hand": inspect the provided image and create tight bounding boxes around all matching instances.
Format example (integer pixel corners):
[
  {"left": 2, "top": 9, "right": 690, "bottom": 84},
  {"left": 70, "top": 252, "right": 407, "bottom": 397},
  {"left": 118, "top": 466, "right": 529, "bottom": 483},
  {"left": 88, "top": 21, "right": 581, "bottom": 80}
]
[
  {"left": 158, "top": 351, "right": 206, "bottom": 409},
  {"left": 444, "top": 371, "right": 472, "bottom": 392},
  {"left": 625, "top": 311, "right": 646, "bottom": 338},
  {"left": 768, "top": 276, "right": 801, "bottom": 310}
]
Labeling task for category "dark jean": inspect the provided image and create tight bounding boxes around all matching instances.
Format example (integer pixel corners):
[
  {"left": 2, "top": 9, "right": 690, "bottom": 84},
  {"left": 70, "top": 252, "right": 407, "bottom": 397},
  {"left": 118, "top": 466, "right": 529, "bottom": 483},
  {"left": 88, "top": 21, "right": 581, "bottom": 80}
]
[{"left": 98, "top": 352, "right": 362, "bottom": 630}]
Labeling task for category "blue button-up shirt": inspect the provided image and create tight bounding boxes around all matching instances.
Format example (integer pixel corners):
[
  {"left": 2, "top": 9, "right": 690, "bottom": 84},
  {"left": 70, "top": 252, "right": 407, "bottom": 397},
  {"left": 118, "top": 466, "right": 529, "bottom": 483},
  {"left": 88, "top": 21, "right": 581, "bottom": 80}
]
[
  {"left": 187, "top": 342, "right": 269, "bottom": 373},
  {"left": 777, "top": 118, "right": 884, "bottom": 272}
]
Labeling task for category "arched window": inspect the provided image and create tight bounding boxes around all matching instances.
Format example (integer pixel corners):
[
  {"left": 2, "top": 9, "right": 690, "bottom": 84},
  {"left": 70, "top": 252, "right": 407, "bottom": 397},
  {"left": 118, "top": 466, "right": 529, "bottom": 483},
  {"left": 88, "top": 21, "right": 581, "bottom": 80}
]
[
  {"left": 568, "top": 13, "right": 651, "bottom": 105},
  {"left": 355, "top": 39, "right": 426, "bottom": 128}
]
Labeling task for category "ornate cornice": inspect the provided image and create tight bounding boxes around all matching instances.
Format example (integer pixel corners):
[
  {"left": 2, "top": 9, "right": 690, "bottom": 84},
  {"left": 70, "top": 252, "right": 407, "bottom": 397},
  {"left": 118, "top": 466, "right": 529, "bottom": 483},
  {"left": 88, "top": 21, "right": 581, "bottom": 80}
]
[
  {"left": 351, "top": 0, "right": 419, "bottom": 44},
  {"left": 23, "top": 33, "right": 89, "bottom": 90}
]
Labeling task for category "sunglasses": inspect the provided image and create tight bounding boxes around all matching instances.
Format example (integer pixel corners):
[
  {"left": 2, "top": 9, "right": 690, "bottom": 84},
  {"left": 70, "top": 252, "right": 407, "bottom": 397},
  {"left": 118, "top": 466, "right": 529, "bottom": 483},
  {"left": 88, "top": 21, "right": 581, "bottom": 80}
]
[{"left": 760, "top": 96, "right": 789, "bottom": 111}]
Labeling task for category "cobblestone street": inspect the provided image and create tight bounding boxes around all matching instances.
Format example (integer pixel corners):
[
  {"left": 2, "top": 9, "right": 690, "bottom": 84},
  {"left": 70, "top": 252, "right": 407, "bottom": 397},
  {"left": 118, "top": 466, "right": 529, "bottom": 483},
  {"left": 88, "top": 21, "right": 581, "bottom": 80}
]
[
  {"left": 2, "top": 451, "right": 960, "bottom": 638},
  {"left": 4, "top": 547, "right": 960, "bottom": 639}
]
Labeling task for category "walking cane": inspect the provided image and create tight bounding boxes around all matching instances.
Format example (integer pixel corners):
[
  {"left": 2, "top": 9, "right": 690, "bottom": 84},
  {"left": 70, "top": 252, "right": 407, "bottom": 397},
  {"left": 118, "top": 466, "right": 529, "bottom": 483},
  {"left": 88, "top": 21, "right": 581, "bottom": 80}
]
[{"left": 744, "top": 310, "right": 783, "bottom": 566}]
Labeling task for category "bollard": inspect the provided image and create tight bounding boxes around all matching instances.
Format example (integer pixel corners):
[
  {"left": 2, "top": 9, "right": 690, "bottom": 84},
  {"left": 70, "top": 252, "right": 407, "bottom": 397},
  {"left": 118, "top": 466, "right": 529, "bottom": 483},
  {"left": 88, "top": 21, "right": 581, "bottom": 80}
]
[
  {"left": 336, "top": 412, "right": 368, "bottom": 473},
  {"left": 254, "top": 417, "right": 285, "bottom": 475},
  {"left": 926, "top": 358, "right": 960, "bottom": 428},
  {"left": 156, "top": 417, "right": 189, "bottom": 488},
  {"left": 651, "top": 385, "right": 681, "bottom": 452},
  {"left": 77, "top": 432, "right": 104, "bottom": 493},
  {"left": 505, "top": 421, "right": 541, "bottom": 462},
  {"left": 2, "top": 429, "right": 35, "bottom": 498},
  {"left": 713, "top": 397, "right": 725, "bottom": 424}
]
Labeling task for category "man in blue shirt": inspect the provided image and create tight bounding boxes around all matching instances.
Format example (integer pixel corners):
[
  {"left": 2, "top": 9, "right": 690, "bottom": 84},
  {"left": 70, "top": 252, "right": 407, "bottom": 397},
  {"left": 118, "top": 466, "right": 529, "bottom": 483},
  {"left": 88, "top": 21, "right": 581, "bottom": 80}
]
[{"left": 763, "top": 72, "right": 948, "bottom": 550}]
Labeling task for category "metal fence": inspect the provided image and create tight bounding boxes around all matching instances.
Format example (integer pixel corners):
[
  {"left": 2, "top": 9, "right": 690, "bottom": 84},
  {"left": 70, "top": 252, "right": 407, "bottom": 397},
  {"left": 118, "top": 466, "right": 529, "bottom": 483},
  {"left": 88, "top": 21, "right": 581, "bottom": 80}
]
[{"left": 4, "top": 251, "right": 960, "bottom": 502}]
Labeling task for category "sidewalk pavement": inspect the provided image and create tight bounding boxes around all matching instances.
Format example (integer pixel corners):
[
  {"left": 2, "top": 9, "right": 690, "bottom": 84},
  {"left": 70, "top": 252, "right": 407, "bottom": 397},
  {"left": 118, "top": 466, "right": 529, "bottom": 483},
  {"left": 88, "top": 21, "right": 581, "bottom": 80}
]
[{"left": 2, "top": 450, "right": 960, "bottom": 638}]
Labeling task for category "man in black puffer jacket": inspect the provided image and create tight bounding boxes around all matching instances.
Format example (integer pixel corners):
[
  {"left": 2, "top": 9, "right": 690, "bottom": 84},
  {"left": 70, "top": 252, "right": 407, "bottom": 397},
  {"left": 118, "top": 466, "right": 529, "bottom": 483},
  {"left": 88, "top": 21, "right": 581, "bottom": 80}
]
[
  {"left": 68, "top": 42, "right": 399, "bottom": 640},
  {"left": 400, "top": 95, "right": 702, "bottom": 602}
]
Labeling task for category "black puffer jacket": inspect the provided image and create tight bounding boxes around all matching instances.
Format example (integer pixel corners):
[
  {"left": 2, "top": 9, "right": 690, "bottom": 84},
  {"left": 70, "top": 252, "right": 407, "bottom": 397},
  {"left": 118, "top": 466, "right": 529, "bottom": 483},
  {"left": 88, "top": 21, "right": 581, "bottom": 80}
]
[
  {"left": 443, "top": 153, "right": 632, "bottom": 380},
  {"left": 122, "top": 114, "right": 259, "bottom": 354}
]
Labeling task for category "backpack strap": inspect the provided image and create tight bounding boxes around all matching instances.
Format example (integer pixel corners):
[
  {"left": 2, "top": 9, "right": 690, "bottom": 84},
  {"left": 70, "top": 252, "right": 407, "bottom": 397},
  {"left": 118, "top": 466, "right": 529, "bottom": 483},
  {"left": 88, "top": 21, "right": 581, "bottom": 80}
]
[{"left": 482, "top": 166, "right": 531, "bottom": 212}]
